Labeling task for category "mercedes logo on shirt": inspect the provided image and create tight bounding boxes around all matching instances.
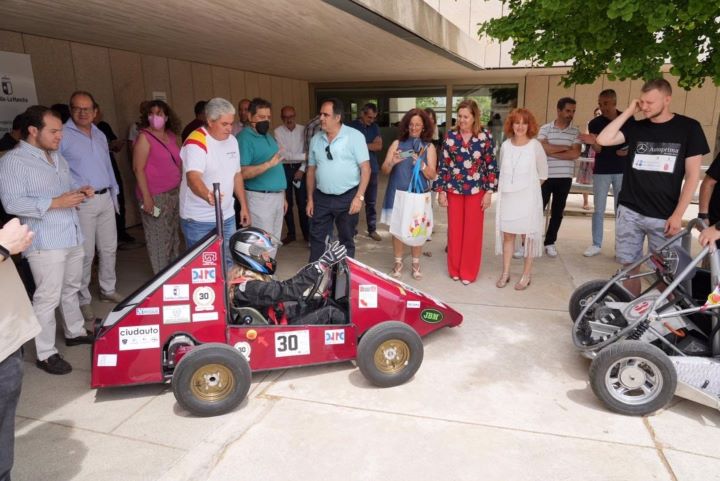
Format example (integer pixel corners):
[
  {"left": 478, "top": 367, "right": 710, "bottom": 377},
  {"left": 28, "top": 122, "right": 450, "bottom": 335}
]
[{"left": 635, "top": 143, "right": 649, "bottom": 154}]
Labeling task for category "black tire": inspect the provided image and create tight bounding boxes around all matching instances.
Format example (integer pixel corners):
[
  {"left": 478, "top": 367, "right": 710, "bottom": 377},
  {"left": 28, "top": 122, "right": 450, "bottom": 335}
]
[
  {"left": 589, "top": 341, "right": 677, "bottom": 416},
  {"left": 569, "top": 280, "right": 633, "bottom": 323},
  {"left": 172, "top": 343, "right": 251, "bottom": 417},
  {"left": 357, "top": 321, "right": 424, "bottom": 387}
]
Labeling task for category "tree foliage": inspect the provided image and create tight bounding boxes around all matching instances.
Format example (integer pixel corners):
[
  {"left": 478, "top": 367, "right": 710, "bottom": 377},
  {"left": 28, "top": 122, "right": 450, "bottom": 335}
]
[{"left": 478, "top": 0, "right": 720, "bottom": 90}]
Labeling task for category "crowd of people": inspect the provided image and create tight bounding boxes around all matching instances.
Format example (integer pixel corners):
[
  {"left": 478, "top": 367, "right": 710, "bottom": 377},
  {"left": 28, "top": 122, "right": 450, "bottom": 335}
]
[{"left": 2, "top": 76, "right": 720, "bottom": 481}]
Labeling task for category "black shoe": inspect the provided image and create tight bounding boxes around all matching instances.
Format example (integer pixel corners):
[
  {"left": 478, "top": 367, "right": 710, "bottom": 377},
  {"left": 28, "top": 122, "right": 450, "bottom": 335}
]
[
  {"left": 36, "top": 354, "right": 72, "bottom": 375},
  {"left": 368, "top": 231, "right": 382, "bottom": 241},
  {"left": 281, "top": 235, "right": 295, "bottom": 244},
  {"left": 118, "top": 232, "right": 136, "bottom": 243},
  {"left": 65, "top": 330, "right": 95, "bottom": 346}
]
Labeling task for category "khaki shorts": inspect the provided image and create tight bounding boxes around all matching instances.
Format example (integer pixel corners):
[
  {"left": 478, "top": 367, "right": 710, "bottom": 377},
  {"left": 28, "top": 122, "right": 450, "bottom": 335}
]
[{"left": 615, "top": 205, "right": 679, "bottom": 264}]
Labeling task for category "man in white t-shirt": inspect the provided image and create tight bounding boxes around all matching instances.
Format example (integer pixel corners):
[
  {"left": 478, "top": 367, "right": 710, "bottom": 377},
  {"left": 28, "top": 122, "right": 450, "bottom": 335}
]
[{"left": 179, "top": 97, "right": 250, "bottom": 265}]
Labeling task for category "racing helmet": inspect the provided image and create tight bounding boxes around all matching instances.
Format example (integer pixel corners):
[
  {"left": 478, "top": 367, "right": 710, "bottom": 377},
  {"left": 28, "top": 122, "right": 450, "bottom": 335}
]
[{"left": 229, "top": 227, "right": 280, "bottom": 275}]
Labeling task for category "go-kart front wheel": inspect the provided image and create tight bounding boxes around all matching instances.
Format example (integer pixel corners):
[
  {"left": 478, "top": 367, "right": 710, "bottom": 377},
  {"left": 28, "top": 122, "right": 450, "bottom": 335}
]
[
  {"left": 569, "top": 280, "right": 633, "bottom": 323},
  {"left": 172, "top": 343, "right": 251, "bottom": 417},
  {"left": 357, "top": 322, "right": 423, "bottom": 388},
  {"left": 589, "top": 341, "right": 677, "bottom": 416}
]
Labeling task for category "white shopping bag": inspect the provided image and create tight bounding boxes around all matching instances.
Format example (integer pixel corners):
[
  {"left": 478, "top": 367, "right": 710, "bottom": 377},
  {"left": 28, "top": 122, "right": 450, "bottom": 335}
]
[{"left": 389, "top": 190, "right": 433, "bottom": 246}]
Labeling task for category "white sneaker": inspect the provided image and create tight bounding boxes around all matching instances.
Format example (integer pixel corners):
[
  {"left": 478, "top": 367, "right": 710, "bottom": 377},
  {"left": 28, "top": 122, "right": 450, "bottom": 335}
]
[
  {"left": 512, "top": 247, "right": 524, "bottom": 259},
  {"left": 583, "top": 245, "right": 601, "bottom": 257},
  {"left": 545, "top": 245, "right": 558, "bottom": 257}
]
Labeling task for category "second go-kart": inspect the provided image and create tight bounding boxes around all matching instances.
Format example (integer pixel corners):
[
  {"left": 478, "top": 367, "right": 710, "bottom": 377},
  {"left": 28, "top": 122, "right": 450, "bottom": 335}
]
[
  {"left": 570, "top": 219, "right": 720, "bottom": 416},
  {"left": 91, "top": 185, "right": 462, "bottom": 416}
]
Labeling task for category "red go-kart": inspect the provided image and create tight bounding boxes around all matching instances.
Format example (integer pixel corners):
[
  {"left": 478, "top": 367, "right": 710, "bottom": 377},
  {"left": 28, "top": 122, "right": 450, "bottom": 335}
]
[{"left": 91, "top": 185, "right": 463, "bottom": 416}]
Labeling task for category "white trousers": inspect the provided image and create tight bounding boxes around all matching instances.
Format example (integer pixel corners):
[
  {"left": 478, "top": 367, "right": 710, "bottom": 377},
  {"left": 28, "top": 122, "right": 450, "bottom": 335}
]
[
  {"left": 27, "top": 246, "right": 87, "bottom": 361},
  {"left": 77, "top": 192, "right": 117, "bottom": 304},
  {"left": 246, "top": 191, "right": 285, "bottom": 246}
]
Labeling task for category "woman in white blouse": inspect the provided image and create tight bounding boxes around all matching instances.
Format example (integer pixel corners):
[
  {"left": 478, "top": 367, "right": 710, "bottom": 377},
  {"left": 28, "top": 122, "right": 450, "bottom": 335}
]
[{"left": 495, "top": 108, "right": 548, "bottom": 290}]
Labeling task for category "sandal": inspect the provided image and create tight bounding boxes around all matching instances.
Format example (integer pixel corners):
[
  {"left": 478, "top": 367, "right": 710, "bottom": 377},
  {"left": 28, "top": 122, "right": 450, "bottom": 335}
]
[
  {"left": 390, "top": 257, "right": 403, "bottom": 278},
  {"left": 495, "top": 272, "right": 511, "bottom": 288},
  {"left": 411, "top": 258, "right": 422, "bottom": 280},
  {"left": 514, "top": 274, "right": 532, "bottom": 290}
]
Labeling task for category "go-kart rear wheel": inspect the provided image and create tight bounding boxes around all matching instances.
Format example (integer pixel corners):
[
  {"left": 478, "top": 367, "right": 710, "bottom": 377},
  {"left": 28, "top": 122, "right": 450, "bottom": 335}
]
[
  {"left": 589, "top": 341, "right": 677, "bottom": 416},
  {"left": 172, "top": 343, "right": 251, "bottom": 417},
  {"left": 569, "top": 280, "right": 633, "bottom": 323},
  {"left": 357, "top": 321, "right": 423, "bottom": 387}
]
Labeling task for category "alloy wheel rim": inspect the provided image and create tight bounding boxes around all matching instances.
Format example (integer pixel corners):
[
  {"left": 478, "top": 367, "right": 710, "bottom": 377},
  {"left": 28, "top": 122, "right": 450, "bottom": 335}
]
[
  {"left": 604, "top": 356, "right": 663, "bottom": 405},
  {"left": 374, "top": 339, "right": 410, "bottom": 374},
  {"left": 190, "top": 363, "right": 235, "bottom": 402}
]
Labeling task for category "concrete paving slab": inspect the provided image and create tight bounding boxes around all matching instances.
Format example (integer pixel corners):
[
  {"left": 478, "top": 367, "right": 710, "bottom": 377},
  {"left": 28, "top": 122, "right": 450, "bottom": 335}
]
[
  {"left": 263, "top": 302, "right": 655, "bottom": 447},
  {"left": 203, "top": 398, "right": 672, "bottom": 481},
  {"left": 648, "top": 399, "right": 720, "bottom": 460},
  {"left": 13, "top": 419, "right": 184, "bottom": 481},
  {"left": 662, "top": 449, "right": 720, "bottom": 481},
  {"left": 17, "top": 361, "right": 162, "bottom": 433}
]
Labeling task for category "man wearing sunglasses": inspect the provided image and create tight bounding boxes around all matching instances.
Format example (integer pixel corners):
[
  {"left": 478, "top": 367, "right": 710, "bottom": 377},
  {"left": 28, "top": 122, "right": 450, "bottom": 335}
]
[{"left": 306, "top": 98, "right": 370, "bottom": 262}]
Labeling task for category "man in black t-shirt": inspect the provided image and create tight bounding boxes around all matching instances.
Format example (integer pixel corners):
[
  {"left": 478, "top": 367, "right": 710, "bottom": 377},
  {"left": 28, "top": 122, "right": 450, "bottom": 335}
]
[
  {"left": 579, "top": 89, "right": 630, "bottom": 257},
  {"left": 699, "top": 152, "right": 720, "bottom": 226},
  {"left": 597, "top": 78, "right": 709, "bottom": 295}
]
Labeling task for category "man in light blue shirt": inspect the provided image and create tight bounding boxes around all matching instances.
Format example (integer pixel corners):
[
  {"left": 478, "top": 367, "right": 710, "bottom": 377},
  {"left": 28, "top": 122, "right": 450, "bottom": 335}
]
[
  {"left": 0, "top": 106, "right": 95, "bottom": 375},
  {"left": 306, "top": 98, "right": 370, "bottom": 261},
  {"left": 60, "top": 91, "right": 122, "bottom": 321}
]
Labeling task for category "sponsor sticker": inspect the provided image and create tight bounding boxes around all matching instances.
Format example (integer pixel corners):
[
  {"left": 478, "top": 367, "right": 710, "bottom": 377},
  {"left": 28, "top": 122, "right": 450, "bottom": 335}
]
[
  {"left": 193, "top": 286, "right": 215, "bottom": 311},
  {"left": 192, "top": 312, "right": 219, "bottom": 322},
  {"left": 234, "top": 341, "right": 252, "bottom": 361},
  {"left": 192, "top": 267, "right": 216, "bottom": 284},
  {"left": 358, "top": 284, "right": 378, "bottom": 308},
  {"left": 324, "top": 329, "right": 345, "bottom": 345},
  {"left": 420, "top": 309, "right": 443, "bottom": 324},
  {"left": 406, "top": 300, "right": 421, "bottom": 309},
  {"left": 163, "top": 284, "right": 189, "bottom": 301},
  {"left": 274, "top": 330, "right": 310, "bottom": 357},
  {"left": 119, "top": 325, "right": 160, "bottom": 351},
  {"left": 202, "top": 251, "right": 218, "bottom": 266},
  {"left": 136, "top": 307, "right": 160, "bottom": 316},
  {"left": 97, "top": 354, "right": 117, "bottom": 367},
  {"left": 163, "top": 305, "right": 190, "bottom": 324}
]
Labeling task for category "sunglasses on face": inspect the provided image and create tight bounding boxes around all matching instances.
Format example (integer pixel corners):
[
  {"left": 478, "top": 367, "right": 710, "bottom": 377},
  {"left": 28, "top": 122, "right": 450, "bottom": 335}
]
[{"left": 325, "top": 145, "right": 333, "bottom": 160}]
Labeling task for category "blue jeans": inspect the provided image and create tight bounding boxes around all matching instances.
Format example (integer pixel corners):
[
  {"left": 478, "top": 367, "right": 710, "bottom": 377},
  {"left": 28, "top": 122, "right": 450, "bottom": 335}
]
[
  {"left": 181, "top": 216, "right": 236, "bottom": 267},
  {"left": 592, "top": 173, "right": 623, "bottom": 247}
]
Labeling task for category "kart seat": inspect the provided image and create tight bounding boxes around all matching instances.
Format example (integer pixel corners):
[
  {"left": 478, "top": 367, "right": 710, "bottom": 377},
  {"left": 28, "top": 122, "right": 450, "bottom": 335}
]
[{"left": 230, "top": 306, "right": 269, "bottom": 326}]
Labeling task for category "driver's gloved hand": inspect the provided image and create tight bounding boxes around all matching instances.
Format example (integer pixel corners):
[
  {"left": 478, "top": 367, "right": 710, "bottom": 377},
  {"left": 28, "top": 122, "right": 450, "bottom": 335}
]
[{"left": 318, "top": 240, "right": 347, "bottom": 270}]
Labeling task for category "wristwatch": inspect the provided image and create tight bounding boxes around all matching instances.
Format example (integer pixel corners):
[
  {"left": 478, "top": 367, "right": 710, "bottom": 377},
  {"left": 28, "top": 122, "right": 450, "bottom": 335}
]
[
  {"left": 0, "top": 243, "right": 9, "bottom": 262},
  {"left": 698, "top": 213, "right": 709, "bottom": 220},
  {"left": 357, "top": 195, "right": 364, "bottom": 201}
]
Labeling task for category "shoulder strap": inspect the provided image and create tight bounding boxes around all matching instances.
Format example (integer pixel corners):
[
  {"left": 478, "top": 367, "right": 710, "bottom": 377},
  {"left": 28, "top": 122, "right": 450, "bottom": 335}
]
[{"left": 141, "top": 129, "right": 180, "bottom": 168}]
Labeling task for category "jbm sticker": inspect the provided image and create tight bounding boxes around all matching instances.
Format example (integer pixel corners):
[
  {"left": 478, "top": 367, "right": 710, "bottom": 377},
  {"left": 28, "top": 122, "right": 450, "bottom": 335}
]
[
  {"left": 192, "top": 267, "right": 216, "bottom": 284},
  {"left": 420, "top": 309, "right": 443, "bottom": 324}
]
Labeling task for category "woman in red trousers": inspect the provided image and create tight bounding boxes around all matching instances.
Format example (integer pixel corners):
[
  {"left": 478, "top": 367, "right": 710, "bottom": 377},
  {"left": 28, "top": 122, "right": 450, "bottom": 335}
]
[{"left": 436, "top": 99, "right": 497, "bottom": 285}]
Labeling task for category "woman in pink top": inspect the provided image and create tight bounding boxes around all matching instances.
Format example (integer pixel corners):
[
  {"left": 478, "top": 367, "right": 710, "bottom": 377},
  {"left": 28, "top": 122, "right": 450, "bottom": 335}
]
[{"left": 132, "top": 100, "right": 182, "bottom": 273}]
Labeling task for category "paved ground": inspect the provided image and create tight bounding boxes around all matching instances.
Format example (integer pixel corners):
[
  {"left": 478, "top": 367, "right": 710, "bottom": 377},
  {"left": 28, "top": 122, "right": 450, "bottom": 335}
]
[{"left": 11, "top": 194, "right": 720, "bottom": 481}]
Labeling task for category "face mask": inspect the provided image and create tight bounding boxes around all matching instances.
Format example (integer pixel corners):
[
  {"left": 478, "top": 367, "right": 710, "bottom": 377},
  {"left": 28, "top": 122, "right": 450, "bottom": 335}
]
[
  {"left": 255, "top": 120, "right": 270, "bottom": 135},
  {"left": 148, "top": 114, "right": 166, "bottom": 130}
]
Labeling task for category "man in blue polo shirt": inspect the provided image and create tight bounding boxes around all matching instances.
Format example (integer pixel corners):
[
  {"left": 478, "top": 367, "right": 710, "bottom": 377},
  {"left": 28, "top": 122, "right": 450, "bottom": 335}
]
[
  {"left": 237, "top": 97, "right": 286, "bottom": 244},
  {"left": 306, "top": 98, "right": 370, "bottom": 262},
  {"left": 349, "top": 103, "right": 383, "bottom": 241}
]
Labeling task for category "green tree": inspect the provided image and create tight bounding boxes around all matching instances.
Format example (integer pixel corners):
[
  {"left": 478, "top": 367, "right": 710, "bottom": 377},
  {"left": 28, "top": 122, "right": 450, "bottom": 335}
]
[{"left": 478, "top": 0, "right": 720, "bottom": 90}]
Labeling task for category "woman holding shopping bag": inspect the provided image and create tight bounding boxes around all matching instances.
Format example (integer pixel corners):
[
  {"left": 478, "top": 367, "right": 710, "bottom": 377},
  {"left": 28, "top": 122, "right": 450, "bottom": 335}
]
[
  {"left": 436, "top": 99, "right": 497, "bottom": 285},
  {"left": 494, "top": 108, "right": 547, "bottom": 290},
  {"left": 381, "top": 109, "right": 437, "bottom": 279}
]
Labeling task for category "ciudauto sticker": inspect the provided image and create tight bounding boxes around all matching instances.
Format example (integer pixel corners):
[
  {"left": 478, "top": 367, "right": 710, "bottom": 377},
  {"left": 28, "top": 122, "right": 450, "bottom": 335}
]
[{"left": 420, "top": 309, "right": 443, "bottom": 324}]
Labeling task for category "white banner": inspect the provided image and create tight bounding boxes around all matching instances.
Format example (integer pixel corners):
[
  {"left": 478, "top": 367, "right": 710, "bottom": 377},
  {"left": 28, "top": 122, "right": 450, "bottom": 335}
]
[{"left": 0, "top": 51, "right": 38, "bottom": 135}]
